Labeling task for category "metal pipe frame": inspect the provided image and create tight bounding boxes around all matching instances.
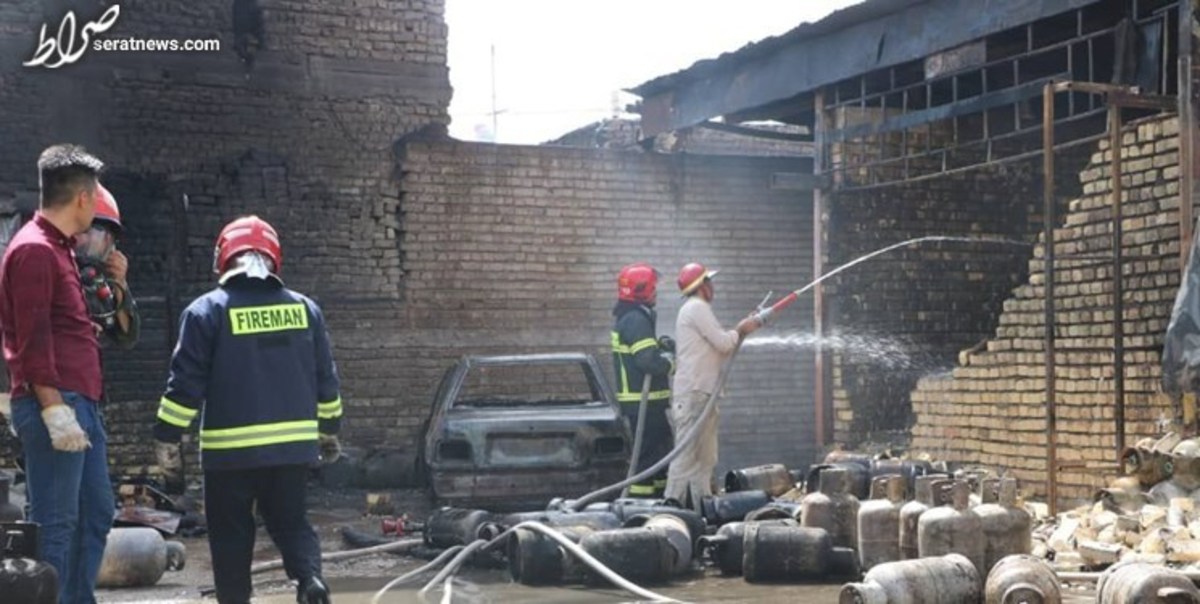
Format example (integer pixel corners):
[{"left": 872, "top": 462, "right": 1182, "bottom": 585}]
[{"left": 1040, "top": 79, "right": 1172, "bottom": 513}]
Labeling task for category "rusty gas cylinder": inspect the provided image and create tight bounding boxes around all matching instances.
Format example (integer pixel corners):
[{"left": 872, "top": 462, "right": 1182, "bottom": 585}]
[
  {"left": 824, "top": 450, "right": 874, "bottom": 467},
  {"left": 918, "top": 480, "right": 985, "bottom": 576},
  {"left": 609, "top": 499, "right": 705, "bottom": 548},
  {"left": 506, "top": 524, "right": 597, "bottom": 585},
  {"left": 801, "top": 466, "right": 860, "bottom": 549},
  {"left": 1097, "top": 561, "right": 1200, "bottom": 604},
  {"left": 743, "top": 523, "right": 858, "bottom": 583},
  {"left": 840, "top": 553, "right": 981, "bottom": 604},
  {"left": 698, "top": 519, "right": 799, "bottom": 576},
  {"left": 0, "top": 474, "right": 22, "bottom": 522},
  {"left": 624, "top": 514, "right": 693, "bottom": 574},
  {"left": 900, "top": 475, "right": 953, "bottom": 560},
  {"left": 984, "top": 554, "right": 1061, "bottom": 604},
  {"left": 96, "top": 528, "right": 187, "bottom": 588},
  {"left": 424, "top": 507, "right": 493, "bottom": 548},
  {"left": 857, "top": 474, "right": 906, "bottom": 571},
  {"left": 870, "top": 459, "right": 933, "bottom": 498},
  {"left": 1123, "top": 433, "right": 1181, "bottom": 489},
  {"left": 700, "top": 490, "right": 770, "bottom": 526},
  {"left": 975, "top": 477, "right": 1032, "bottom": 574},
  {"left": 579, "top": 527, "right": 675, "bottom": 585},
  {"left": 808, "top": 463, "right": 871, "bottom": 499},
  {"left": 725, "top": 464, "right": 794, "bottom": 497}
]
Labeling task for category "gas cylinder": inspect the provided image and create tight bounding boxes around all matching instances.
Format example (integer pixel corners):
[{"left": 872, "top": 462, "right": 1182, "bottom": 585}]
[
  {"left": 839, "top": 553, "right": 981, "bottom": 604},
  {"left": 744, "top": 501, "right": 803, "bottom": 522},
  {"left": 1172, "top": 438, "right": 1200, "bottom": 491},
  {"left": 423, "top": 507, "right": 493, "bottom": 547},
  {"left": 579, "top": 527, "right": 675, "bottom": 585},
  {"left": 478, "top": 509, "right": 622, "bottom": 541},
  {"left": 725, "top": 464, "right": 794, "bottom": 497},
  {"left": 700, "top": 490, "right": 770, "bottom": 526},
  {"left": 824, "top": 450, "right": 874, "bottom": 467},
  {"left": 0, "top": 473, "right": 22, "bottom": 522},
  {"left": 1096, "top": 561, "right": 1200, "bottom": 603},
  {"left": 802, "top": 466, "right": 860, "bottom": 549},
  {"left": 857, "top": 475, "right": 906, "bottom": 570},
  {"left": 0, "top": 558, "right": 57, "bottom": 604},
  {"left": 975, "top": 478, "right": 1032, "bottom": 574},
  {"left": 918, "top": 480, "right": 985, "bottom": 576},
  {"left": 900, "top": 476, "right": 953, "bottom": 560},
  {"left": 870, "top": 459, "right": 933, "bottom": 497},
  {"left": 1123, "top": 433, "right": 1181, "bottom": 488},
  {"left": 743, "top": 523, "right": 858, "bottom": 583},
  {"left": 624, "top": 514, "right": 693, "bottom": 574},
  {"left": 697, "top": 519, "right": 799, "bottom": 576},
  {"left": 506, "top": 524, "right": 597, "bottom": 585},
  {"left": 609, "top": 500, "right": 705, "bottom": 546},
  {"left": 808, "top": 463, "right": 871, "bottom": 499},
  {"left": 984, "top": 554, "right": 1061, "bottom": 604},
  {"left": 96, "top": 528, "right": 187, "bottom": 588}
]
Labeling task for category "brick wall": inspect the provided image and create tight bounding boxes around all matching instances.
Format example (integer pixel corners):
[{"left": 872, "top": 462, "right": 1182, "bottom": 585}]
[
  {"left": 396, "top": 141, "right": 818, "bottom": 475},
  {"left": 909, "top": 116, "right": 1183, "bottom": 506},
  {"left": 0, "top": 0, "right": 450, "bottom": 475}
]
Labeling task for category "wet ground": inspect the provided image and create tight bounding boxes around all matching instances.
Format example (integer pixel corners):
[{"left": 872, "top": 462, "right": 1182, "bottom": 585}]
[{"left": 89, "top": 486, "right": 1099, "bottom": 604}]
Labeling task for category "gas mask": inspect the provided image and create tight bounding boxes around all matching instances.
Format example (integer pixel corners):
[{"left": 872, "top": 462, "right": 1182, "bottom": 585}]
[{"left": 75, "top": 225, "right": 120, "bottom": 330}]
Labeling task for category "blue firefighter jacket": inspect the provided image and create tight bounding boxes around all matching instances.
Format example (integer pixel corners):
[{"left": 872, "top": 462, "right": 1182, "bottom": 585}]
[{"left": 153, "top": 276, "right": 342, "bottom": 471}]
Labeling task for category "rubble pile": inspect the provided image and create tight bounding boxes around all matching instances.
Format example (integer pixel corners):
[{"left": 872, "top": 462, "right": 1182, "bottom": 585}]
[{"left": 1032, "top": 433, "right": 1200, "bottom": 572}]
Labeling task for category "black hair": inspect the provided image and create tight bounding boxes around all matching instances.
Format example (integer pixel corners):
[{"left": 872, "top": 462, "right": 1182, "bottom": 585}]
[{"left": 37, "top": 144, "right": 104, "bottom": 209}]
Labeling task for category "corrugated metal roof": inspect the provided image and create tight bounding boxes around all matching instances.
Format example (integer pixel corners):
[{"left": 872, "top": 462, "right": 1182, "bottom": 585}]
[{"left": 631, "top": 0, "right": 929, "bottom": 97}]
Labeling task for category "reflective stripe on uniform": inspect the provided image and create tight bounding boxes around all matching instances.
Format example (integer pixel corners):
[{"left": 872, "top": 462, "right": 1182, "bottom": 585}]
[
  {"left": 317, "top": 397, "right": 343, "bottom": 419},
  {"left": 228, "top": 303, "right": 309, "bottom": 335},
  {"left": 610, "top": 331, "right": 630, "bottom": 353},
  {"left": 617, "top": 390, "right": 671, "bottom": 403},
  {"left": 629, "top": 338, "right": 657, "bottom": 354},
  {"left": 200, "top": 419, "right": 319, "bottom": 450},
  {"left": 156, "top": 397, "right": 198, "bottom": 428},
  {"left": 628, "top": 484, "right": 656, "bottom": 495}
]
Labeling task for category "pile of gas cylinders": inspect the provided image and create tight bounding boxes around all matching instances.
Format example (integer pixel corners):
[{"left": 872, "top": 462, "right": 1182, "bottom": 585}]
[{"left": 424, "top": 451, "right": 1200, "bottom": 603}]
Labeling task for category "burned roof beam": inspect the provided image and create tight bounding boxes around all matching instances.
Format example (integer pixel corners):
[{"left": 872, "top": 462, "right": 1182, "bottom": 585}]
[
  {"left": 695, "top": 120, "right": 813, "bottom": 142},
  {"left": 632, "top": 0, "right": 1105, "bottom": 137}
]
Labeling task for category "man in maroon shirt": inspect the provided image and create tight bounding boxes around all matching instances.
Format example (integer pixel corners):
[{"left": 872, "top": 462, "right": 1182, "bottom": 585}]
[{"left": 0, "top": 144, "right": 114, "bottom": 604}]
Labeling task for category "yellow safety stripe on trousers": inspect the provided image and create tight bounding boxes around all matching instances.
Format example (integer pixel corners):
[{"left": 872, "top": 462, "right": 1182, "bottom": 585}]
[
  {"left": 629, "top": 338, "right": 658, "bottom": 354},
  {"left": 229, "top": 303, "right": 309, "bottom": 335},
  {"left": 200, "top": 420, "right": 318, "bottom": 450},
  {"left": 610, "top": 331, "right": 630, "bottom": 353},
  {"left": 617, "top": 390, "right": 671, "bottom": 403},
  {"left": 628, "top": 484, "right": 657, "bottom": 495},
  {"left": 317, "top": 397, "right": 343, "bottom": 419},
  {"left": 156, "top": 397, "right": 198, "bottom": 428}
]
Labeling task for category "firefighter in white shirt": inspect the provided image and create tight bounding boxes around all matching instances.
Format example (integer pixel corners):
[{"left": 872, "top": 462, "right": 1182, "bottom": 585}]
[{"left": 664, "top": 262, "right": 761, "bottom": 511}]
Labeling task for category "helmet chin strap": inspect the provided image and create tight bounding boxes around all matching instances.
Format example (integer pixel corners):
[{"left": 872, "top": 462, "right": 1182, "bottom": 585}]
[{"left": 219, "top": 251, "right": 282, "bottom": 286}]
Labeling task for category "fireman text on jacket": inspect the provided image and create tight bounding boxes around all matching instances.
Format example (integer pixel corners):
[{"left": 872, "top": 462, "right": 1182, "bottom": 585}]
[{"left": 229, "top": 303, "right": 308, "bottom": 335}]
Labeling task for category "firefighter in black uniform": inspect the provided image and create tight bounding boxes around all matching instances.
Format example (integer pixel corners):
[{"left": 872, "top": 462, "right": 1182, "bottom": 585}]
[
  {"left": 152, "top": 216, "right": 342, "bottom": 604},
  {"left": 612, "top": 263, "right": 675, "bottom": 497}
]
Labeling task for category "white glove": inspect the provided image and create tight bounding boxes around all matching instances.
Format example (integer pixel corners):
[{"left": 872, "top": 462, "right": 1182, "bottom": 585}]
[
  {"left": 41, "top": 404, "right": 90, "bottom": 452},
  {"left": 318, "top": 434, "right": 342, "bottom": 464}
]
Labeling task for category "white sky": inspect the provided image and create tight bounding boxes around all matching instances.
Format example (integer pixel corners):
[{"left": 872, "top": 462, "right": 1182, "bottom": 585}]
[{"left": 445, "top": 0, "right": 863, "bottom": 144}]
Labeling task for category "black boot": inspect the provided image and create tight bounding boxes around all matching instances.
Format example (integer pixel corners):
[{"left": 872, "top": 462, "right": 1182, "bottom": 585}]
[{"left": 296, "top": 577, "right": 330, "bottom": 604}]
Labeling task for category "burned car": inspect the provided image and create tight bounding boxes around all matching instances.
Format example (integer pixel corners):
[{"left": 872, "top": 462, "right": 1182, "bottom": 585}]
[{"left": 418, "top": 353, "right": 631, "bottom": 509}]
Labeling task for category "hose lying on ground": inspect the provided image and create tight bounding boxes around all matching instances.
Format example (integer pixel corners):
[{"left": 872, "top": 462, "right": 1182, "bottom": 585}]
[
  {"left": 249, "top": 537, "right": 423, "bottom": 574},
  {"left": 372, "top": 521, "right": 680, "bottom": 603},
  {"left": 370, "top": 545, "right": 465, "bottom": 604}
]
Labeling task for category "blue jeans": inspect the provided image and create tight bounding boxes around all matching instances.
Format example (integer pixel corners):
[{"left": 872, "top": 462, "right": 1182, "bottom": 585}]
[{"left": 11, "top": 391, "right": 115, "bottom": 604}]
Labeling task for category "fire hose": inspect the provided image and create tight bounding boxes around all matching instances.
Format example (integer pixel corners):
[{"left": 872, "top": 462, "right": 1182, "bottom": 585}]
[
  {"left": 567, "top": 236, "right": 1028, "bottom": 512},
  {"left": 371, "top": 521, "right": 680, "bottom": 603},
  {"left": 622, "top": 374, "right": 653, "bottom": 499}
]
